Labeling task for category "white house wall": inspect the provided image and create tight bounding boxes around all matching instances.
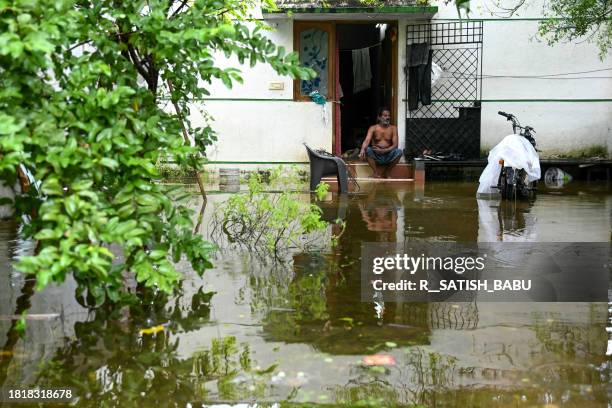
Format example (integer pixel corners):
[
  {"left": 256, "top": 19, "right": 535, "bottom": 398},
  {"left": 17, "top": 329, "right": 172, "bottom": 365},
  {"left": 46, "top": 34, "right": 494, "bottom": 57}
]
[
  {"left": 191, "top": 1, "right": 611, "bottom": 165},
  {"left": 408, "top": 0, "right": 612, "bottom": 156},
  {"left": 192, "top": 101, "right": 332, "bottom": 162},
  {"left": 192, "top": 19, "right": 332, "bottom": 165},
  {"left": 203, "top": 20, "right": 294, "bottom": 100},
  {"left": 476, "top": 16, "right": 612, "bottom": 153}
]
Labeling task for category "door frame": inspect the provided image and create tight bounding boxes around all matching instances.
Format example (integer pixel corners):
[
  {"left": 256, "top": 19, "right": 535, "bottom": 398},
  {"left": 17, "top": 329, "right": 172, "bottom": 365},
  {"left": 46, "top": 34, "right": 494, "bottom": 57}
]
[
  {"left": 293, "top": 20, "right": 398, "bottom": 156},
  {"left": 332, "top": 20, "right": 399, "bottom": 155}
]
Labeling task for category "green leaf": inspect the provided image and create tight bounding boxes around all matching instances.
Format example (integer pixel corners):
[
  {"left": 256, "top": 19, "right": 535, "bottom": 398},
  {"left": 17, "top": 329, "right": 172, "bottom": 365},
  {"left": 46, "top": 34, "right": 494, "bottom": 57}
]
[
  {"left": 148, "top": 250, "right": 166, "bottom": 260},
  {"left": 114, "top": 220, "right": 138, "bottom": 236},
  {"left": 64, "top": 196, "right": 78, "bottom": 217},
  {"left": 72, "top": 179, "right": 93, "bottom": 191},
  {"left": 25, "top": 31, "right": 54, "bottom": 53},
  {"left": 0, "top": 115, "right": 25, "bottom": 137},
  {"left": 136, "top": 193, "right": 158, "bottom": 207},
  {"left": 35, "top": 229, "right": 62, "bottom": 240},
  {"left": 99, "top": 158, "right": 118, "bottom": 169},
  {"left": 15, "top": 313, "right": 27, "bottom": 339}
]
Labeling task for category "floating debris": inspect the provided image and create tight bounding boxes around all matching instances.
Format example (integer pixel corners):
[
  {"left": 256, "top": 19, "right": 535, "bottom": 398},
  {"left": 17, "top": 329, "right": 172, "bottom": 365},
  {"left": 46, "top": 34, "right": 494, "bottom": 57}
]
[
  {"left": 139, "top": 324, "right": 166, "bottom": 336},
  {"left": 363, "top": 354, "right": 396, "bottom": 366},
  {"left": 268, "top": 307, "right": 296, "bottom": 312},
  {"left": 387, "top": 323, "right": 414, "bottom": 329},
  {"left": 270, "top": 370, "right": 309, "bottom": 386},
  {"left": 0, "top": 313, "right": 60, "bottom": 321}
]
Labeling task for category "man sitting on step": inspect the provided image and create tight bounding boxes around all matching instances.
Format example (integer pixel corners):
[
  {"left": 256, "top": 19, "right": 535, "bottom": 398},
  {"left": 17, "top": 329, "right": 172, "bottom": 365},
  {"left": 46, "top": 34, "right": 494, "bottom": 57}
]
[{"left": 358, "top": 107, "right": 403, "bottom": 178}]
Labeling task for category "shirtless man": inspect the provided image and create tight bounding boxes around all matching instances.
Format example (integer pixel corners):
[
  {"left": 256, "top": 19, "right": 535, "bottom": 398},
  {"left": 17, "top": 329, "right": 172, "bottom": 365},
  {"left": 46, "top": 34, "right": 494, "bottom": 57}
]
[{"left": 358, "top": 107, "right": 403, "bottom": 178}]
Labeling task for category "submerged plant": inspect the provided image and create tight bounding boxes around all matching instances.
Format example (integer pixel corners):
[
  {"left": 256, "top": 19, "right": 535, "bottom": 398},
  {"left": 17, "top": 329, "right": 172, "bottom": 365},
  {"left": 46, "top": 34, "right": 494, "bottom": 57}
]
[{"left": 212, "top": 167, "right": 340, "bottom": 255}]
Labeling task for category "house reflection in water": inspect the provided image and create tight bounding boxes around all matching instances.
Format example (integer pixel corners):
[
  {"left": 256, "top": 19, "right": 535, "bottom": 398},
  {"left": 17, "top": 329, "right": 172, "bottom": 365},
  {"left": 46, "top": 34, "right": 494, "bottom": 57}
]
[{"left": 260, "top": 182, "right": 609, "bottom": 404}]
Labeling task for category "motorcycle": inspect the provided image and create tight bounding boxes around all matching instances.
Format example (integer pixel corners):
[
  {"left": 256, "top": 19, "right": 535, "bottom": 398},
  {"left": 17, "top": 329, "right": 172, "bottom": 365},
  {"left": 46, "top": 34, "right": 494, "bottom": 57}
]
[
  {"left": 477, "top": 112, "right": 541, "bottom": 199},
  {"left": 496, "top": 111, "right": 538, "bottom": 199}
]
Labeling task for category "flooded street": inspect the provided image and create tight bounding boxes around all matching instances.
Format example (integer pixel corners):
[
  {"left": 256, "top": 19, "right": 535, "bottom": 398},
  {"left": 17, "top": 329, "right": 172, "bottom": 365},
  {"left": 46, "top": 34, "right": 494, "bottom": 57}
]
[{"left": 1, "top": 181, "right": 611, "bottom": 407}]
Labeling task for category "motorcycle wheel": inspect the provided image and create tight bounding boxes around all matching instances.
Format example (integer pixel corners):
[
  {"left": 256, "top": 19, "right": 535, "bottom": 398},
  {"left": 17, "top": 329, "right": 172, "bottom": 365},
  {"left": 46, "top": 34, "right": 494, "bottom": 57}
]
[{"left": 517, "top": 170, "right": 537, "bottom": 199}]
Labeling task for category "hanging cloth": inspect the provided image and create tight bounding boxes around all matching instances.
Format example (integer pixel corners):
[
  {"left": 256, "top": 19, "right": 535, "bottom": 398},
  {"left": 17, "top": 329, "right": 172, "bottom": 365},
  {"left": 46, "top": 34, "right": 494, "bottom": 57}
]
[
  {"left": 352, "top": 47, "right": 372, "bottom": 94},
  {"left": 309, "top": 90, "right": 329, "bottom": 126},
  {"left": 407, "top": 43, "right": 433, "bottom": 111},
  {"left": 407, "top": 42, "right": 429, "bottom": 67}
]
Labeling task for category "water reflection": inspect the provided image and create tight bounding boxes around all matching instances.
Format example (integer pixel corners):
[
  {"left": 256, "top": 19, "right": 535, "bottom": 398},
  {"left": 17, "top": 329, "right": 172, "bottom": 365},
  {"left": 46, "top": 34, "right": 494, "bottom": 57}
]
[
  {"left": 477, "top": 198, "right": 537, "bottom": 242},
  {"left": 25, "top": 284, "right": 283, "bottom": 406},
  {"left": 358, "top": 184, "right": 401, "bottom": 241},
  {"left": 260, "top": 251, "right": 430, "bottom": 355},
  {"left": 0, "top": 182, "right": 610, "bottom": 406}
]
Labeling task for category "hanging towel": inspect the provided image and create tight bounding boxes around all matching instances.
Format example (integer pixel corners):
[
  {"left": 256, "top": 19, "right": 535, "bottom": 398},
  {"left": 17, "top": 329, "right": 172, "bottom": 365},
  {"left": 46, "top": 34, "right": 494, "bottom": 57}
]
[{"left": 352, "top": 47, "right": 372, "bottom": 94}]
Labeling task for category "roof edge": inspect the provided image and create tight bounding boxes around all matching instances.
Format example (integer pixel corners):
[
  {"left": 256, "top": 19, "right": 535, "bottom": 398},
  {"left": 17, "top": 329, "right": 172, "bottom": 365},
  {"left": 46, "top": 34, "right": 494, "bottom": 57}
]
[{"left": 262, "top": 5, "right": 438, "bottom": 14}]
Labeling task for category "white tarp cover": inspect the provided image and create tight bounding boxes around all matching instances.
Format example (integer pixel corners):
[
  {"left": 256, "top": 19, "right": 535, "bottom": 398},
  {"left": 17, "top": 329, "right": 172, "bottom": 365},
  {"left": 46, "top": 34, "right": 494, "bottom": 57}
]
[{"left": 477, "top": 134, "right": 541, "bottom": 195}]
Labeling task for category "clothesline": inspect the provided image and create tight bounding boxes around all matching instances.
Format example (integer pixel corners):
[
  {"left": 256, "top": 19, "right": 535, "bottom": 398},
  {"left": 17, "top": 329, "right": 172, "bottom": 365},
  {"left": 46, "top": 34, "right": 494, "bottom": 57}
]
[{"left": 339, "top": 42, "right": 381, "bottom": 52}]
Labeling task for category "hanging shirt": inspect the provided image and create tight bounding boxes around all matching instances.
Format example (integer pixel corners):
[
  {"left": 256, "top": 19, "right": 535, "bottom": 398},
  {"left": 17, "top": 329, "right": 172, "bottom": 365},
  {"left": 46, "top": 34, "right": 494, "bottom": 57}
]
[{"left": 352, "top": 47, "right": 372, "bottom": 94}]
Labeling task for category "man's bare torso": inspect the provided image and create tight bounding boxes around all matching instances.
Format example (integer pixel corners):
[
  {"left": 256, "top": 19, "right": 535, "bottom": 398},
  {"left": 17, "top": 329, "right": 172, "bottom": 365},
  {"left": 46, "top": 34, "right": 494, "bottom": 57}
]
[{"left": 369, "top": 124, "right": 396, "bottom": 149}]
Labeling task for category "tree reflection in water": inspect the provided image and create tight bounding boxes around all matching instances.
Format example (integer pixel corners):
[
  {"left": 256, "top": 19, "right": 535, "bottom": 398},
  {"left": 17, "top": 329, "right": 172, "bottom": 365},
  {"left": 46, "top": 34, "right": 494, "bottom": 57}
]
[{"left": 31, "top": 283, "right": 278, "bottom": 406}]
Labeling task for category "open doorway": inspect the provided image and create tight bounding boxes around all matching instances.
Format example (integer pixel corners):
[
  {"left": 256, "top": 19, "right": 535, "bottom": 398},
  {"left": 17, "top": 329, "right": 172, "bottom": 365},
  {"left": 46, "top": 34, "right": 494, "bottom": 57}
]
[{"left": 335, "top": 22, "right": 397, "bottom": 156}]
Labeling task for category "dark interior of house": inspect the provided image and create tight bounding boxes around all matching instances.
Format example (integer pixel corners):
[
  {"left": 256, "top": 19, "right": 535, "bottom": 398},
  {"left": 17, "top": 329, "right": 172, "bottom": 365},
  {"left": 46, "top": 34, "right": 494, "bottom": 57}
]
[{"left": 337, "top": 23, "right": 394, "bottom": 155}]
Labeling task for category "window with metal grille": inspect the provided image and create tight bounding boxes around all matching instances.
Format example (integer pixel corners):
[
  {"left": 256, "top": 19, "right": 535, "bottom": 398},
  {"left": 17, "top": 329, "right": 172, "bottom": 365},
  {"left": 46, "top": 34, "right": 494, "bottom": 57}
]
[{"left": 405, "top": 21, "right": 483, "bottom": 159}]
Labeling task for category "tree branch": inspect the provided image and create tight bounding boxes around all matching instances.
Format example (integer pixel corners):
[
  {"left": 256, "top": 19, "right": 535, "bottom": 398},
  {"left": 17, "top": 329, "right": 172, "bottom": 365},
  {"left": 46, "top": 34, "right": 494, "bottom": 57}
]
[
  {"left": 68, "top": 39, "right": 93, "bottom": 52},
  {"left": 127, "top": 44, "right": 150, "bottom": 82},
  {"left": 170, "top": 0, "right": 190, "bottom": 18},
  {"left": 166, "top": 80, "right": 207, "bottom": 201},
  {"left": 484, "top": 0, "right": 528, "bottom": 18}
]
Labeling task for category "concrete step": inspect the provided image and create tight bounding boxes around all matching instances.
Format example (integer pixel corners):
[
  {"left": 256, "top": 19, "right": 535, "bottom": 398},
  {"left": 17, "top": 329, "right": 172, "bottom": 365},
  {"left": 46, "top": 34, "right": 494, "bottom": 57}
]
[
  {"left": 320, "top": 177, "right": 414, "bottom": 193},
  {"left": 347, "top": 162, "right": 414, "bottom": 179}
]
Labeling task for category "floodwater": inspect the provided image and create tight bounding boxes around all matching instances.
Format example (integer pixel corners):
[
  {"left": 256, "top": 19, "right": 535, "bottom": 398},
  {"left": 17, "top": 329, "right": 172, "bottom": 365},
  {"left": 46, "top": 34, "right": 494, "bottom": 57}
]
[{"left": 0, "top": 181, "right": 611, "bottom": 407}]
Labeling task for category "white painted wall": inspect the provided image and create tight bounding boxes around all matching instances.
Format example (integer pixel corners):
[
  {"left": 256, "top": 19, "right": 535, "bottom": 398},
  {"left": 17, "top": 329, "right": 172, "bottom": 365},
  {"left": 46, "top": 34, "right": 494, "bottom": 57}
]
[
  {"left": 474, "top": 16, "right": 611, "bottom": 154},
  {"left": 191, "top": 101, "right": 332, "bottom": 162},
  {"left": 190, "top": 0, "right": 611, "bottom": 165},
  {"left": 205, "top": 20, "right": 295, "bottom": 100}
]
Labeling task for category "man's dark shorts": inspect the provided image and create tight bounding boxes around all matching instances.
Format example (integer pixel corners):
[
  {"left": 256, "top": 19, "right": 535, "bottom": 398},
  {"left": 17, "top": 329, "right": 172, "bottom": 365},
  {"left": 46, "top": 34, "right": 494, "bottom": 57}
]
[{"left": 366, "top": 147, "right": 403, "bottom": 165}]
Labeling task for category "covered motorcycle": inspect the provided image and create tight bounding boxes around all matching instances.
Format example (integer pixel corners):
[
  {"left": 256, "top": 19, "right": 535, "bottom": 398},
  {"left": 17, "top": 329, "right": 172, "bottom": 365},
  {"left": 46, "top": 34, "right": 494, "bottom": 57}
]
[{"left": 477, "top": 134, "right": 541, "bottom": 196}]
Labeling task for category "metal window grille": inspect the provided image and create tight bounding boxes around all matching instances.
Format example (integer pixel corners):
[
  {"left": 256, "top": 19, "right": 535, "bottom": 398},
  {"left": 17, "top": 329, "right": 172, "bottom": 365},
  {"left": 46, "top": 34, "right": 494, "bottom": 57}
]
[
  {"left": 400, "top": 301, "right": 479, "bottom": 330},
  {"left": 405, "top": 21, "right": 483, "bottom": 159}
]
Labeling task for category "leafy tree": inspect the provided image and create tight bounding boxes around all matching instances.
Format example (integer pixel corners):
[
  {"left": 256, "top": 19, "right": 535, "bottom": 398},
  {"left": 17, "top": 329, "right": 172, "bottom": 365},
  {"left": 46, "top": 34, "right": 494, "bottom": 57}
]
[
  {"left": 0, "top": 0, "right": 313, "bottom": 306},
  {"left": 444, "top": 0, "right": 611, "bottom": 57},
  {"left": 539, "top": 0, "right": 611, "bottom": 58}
]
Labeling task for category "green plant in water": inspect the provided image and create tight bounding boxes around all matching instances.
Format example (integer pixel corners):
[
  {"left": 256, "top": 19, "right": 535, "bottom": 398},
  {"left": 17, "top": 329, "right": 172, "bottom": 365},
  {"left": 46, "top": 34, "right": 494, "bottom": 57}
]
[
  {"left": 315, "top": 181, "right": 330, "bottom": 201},
  {"left": 213, "top": 167, "right": 337, "bottom": 254},
  {"left": 359, "top": 0, "right": 384, "bottom": 6},
  {"left": 155, "top": 162, "right": 201, "bottom": 179},
  {"left": 331, "top": 218, "right": 346, "bottom": 247},
  {"left": 556, "top": 145, "right": 608, "bottom": 159}
]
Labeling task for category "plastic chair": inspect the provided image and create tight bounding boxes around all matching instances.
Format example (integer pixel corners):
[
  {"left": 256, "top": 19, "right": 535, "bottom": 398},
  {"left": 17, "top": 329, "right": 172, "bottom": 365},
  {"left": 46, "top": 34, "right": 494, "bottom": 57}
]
[{"left": 304, "top": 144, "right": 349, "bottom": 194}]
